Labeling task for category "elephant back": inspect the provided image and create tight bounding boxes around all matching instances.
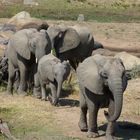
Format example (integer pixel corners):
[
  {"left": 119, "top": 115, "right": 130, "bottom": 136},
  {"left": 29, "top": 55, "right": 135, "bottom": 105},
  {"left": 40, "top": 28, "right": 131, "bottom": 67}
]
[
  {"left": 72, "top": 25, "right": 92, "bottom": 45},
  {"left": 77, "top": 56, "right": 104, "bottom": 95},
  {"left": 38, "top": 54, "right": 60, "bottom": 82}
]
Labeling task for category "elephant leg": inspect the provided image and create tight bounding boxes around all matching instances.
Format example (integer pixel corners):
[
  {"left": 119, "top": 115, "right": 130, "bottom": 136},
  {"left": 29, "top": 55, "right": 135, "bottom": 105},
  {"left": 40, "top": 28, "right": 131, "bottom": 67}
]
[
  {"left": 33, "top": 72, "right": 41, "bottom": 99},
  {"left": 106, "top": 99, "right": 116, "bottom": 140},
  {"left": 78, "top": 92, "right": 88, "bottom": 132},
  {"left": 49, "top": 82, "right": 57, "bottom": 106},
  {"left": 87, "top": 99, "right": 99, "bottom": 138},
  {"left": 41, "top": 83, "right": 47, "bottom": 101},
  {"left": 17, "top": 61, "right": 28, "bottom": 95},
  {"left": 13, "top": 70, "right": 20, "bottom": 92},
  {"left": 7, "top": 62, "right": 15, "bottom": 95}
]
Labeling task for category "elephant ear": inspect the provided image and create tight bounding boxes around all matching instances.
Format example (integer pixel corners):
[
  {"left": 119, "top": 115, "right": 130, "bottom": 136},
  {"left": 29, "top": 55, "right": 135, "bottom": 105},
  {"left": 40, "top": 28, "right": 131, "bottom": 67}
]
[
  {"left": 14, "top": 32, "right": 31, "bottom": 60},
  {"left": 77, "top": 56, "right": 104, "bottom": 95},
  {"left": 59, "top": 28, "right": 80, "bottom": 53}
]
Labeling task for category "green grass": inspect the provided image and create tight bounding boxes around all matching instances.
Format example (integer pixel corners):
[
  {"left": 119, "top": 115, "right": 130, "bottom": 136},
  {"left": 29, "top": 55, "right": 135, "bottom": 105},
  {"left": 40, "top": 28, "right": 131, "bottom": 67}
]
[{"left": 0, "top": 0, "right": 140, "bottom": 22}]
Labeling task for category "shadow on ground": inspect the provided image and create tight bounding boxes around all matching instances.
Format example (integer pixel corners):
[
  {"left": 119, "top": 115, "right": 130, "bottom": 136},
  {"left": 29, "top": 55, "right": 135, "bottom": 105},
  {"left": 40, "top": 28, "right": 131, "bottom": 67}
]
[
  {"left": 59, "top": 98, "right": 79, "bottom": 107},
  {"left": 61, "top": 87, "right": 74, "bottom": 98},
  {"left": 98, "top": 121, "right": 140, "bottom": 140}
]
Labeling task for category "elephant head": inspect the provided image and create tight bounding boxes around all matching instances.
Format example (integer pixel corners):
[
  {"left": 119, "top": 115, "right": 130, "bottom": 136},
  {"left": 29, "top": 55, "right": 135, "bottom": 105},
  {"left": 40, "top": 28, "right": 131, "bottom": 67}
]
[
  {"left": 46, "top": 25, "right": 81, "bottom": 56},
  {"left": 15, "top": 29, "right": 51, "bottom": 61},
  {"left": 52, "top": 60, "right": 71, "bottom": 105},
  {"left": 77, "top": 54, "right": 127, "bottom": 122},
  {"left": 98, "top": 56, "right": 127, "bottom": 122}
]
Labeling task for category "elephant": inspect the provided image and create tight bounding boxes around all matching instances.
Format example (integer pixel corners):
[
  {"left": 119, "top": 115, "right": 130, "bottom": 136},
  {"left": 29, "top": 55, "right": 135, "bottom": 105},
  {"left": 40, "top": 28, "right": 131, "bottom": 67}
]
[
  {"left": 38, "top": 54, "right": 71, "bottom": 105},
  {"left": 94, "top": 41, "right": 104, "bottom": 50},
  {"left": 7, "top": 28, "right": 52, "bottom": 95},
  {"left": 76, "top": 54, "right": 128, "bottom": 139},
  {"left": 47, "top": 25, "right": 103, "bottom": 70},
  {"left": 92, "top": 48, "right": 117, "bottom": 57}
]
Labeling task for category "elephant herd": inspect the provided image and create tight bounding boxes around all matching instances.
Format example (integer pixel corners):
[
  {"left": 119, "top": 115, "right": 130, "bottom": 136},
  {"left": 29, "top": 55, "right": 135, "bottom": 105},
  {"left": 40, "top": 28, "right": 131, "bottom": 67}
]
[{"left": 0, "top": 22, "right": 128, "bottom": 140}]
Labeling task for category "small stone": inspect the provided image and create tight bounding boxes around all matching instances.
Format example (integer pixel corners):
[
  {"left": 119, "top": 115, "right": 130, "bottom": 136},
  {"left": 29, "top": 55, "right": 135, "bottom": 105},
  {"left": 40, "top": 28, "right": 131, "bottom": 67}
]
[{"left": 77, "top": 14, "right": 85, "bottom": 21}]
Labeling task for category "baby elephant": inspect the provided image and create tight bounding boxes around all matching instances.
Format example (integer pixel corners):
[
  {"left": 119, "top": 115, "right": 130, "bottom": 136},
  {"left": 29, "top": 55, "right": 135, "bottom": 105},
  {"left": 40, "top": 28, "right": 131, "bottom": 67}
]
[
  {"left": 76, "top": 54, "right": 128, "bottom": 140},
  {"left": 38, "top": 54, "right": 70, "bottom": 106}
]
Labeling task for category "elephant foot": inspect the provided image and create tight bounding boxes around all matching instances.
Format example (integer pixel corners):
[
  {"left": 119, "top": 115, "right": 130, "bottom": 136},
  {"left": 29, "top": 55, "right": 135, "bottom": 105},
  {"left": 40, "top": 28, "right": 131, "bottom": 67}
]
[
  {"left": 41, "top": 97, "right": 47, "bottom": 101},
  {"left": 33, "top": 93, "right": 41, "bottom": 99},
  {"left": 33, "top": 88, "right": 41, "bottom": 99},
  {"left": 106, "top": 135, "right": 117, "bottom": 140},
  {"left": 17, "top": 90, "right": 27, "bottom": 96},
  {"left": 5, "top": 90, "right": 13, "bottom": 96},
  {"left": 78, "top": 121, "right": 88, "bottom": 132},
  {"left": 87, "top": 131, "right": 99, "bottom": 138},
  {"left": 48, "top": 96, "right": 59, "bottom": 106}
]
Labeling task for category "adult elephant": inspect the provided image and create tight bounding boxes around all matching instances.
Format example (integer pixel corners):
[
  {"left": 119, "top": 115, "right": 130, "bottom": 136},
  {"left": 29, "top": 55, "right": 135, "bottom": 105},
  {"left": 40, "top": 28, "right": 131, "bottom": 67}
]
[
  {"left": 47, "top": 25, "right": 102, "bottom": 70},
  {"left": 7, "top": 28, "right": 52, "bottom": 95},
  {"left": 76, "top": 54, "right": 127, "bottom": 139}
]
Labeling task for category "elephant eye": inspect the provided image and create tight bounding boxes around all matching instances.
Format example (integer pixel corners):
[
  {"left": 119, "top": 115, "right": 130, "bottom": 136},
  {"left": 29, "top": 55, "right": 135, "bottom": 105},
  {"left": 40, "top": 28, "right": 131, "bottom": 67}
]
[{"left": 100, "top": 71, "right": 108, "bottom": 79}]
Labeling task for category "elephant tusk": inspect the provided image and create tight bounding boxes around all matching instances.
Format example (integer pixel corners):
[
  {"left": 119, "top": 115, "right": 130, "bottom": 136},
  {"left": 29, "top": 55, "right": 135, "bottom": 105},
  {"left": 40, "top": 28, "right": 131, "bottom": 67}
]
[
  {"left": 51, "top": 49, "right": 53, "bottom": 54},
  {"left": 36, "top": 58, "right": 38, "bottom": 63}
]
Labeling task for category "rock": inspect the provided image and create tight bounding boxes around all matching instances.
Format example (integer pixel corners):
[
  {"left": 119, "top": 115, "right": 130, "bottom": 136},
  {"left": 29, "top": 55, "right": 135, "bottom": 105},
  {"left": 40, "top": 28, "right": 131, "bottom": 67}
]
[
  {"left": 0, "top": 119, "right": 19, "bottom": 140},
  {"left": 8, "top": 11, "right": 31, "bottom": 24},
  {"left": 0, "top": 31, "right": 14, "bottom": 40},
  {"left": 0, "top": 23, "right": 16, "bottom": 32},
  {"left": 0, "top": 37, "right": 9, "bottom": 45},
  {"left": 23, "top": 0, "right": 39, "bottom": 6},
  {"left": 115, "top": 52, "right": 140, "bottom": 71},
  {"left": 7, "top": 11, "right": 44, "bottom": 29},
  {"left": 77, "top": 14, "right": 85, "bottom": 21},
  {"left": 18, "top": 21, "right": 49, "bottom": 31}
]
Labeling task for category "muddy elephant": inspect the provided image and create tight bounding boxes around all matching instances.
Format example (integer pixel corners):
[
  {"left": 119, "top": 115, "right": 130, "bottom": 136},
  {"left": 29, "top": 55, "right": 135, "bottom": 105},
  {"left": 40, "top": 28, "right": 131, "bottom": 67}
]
[
  {"left": 7, "top": 28, "right": 52, "bottom": 95},
  {"left": 76, "top": 54, "right": 128, "bottom": 139},
  {"left": 47, "top": 25, "right": 102, "bottom": 70},
  {"left": 38, "top": 54, "right": 70, "bottom": 105}
]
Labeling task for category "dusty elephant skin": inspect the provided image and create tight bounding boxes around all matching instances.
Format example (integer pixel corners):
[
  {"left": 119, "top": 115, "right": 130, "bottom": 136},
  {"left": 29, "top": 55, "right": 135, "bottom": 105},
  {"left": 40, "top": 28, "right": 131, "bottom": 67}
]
[
  {"left": 47, "top": 25, "right": 102, "bottom": 70},
  {"left": 76, "top": 54, "right": 128, "bottom": 140},
  {"left": 6, "top": 28, "right": 52, "bottom": 96},
  {"left": 37, "top": 54, "right": 71, "bottom": 106}
]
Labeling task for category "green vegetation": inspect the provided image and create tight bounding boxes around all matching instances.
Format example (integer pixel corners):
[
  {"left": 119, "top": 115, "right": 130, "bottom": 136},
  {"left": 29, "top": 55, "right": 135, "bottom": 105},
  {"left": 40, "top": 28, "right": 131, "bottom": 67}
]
[
  {"left": 127, "top": 65, "right": 140, "bottom": 79},
  {"left": 0, "top": 0, "right": 140, "bottom": 22}
]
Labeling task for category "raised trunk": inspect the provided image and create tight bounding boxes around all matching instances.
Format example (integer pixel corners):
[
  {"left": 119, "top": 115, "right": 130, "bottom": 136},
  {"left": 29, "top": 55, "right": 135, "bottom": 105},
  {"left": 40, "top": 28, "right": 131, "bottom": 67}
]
[{"left": 105, "top": 78, "right": 123, "bottom": 122}]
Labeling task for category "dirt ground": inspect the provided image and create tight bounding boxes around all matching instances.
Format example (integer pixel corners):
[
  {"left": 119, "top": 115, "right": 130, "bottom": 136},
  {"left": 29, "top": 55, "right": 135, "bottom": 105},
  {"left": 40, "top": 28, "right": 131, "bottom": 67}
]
[
  {"left": 0, "top": 19, "right": 140, "bottom": 140},
  {"left": 0, "top": 78, "right": 140, "bottom": 140}
]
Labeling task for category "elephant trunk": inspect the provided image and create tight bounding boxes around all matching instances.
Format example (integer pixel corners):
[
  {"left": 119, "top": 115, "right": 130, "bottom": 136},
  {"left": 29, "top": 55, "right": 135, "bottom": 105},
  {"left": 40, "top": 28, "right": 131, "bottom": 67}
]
[
  {"left": 105, "top": 77, "right": 123, "bottom": 122},
  {"left": 56, "top": 78, "right": 63, "bottom": 101}
]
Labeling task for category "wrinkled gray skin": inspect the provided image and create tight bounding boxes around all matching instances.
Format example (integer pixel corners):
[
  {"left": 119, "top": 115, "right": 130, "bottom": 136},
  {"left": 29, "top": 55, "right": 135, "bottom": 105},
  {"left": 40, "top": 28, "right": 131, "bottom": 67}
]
[
  {"left": 76, "top": 54, "right": 127, "bottom": 140},
  {"left": 7, "top": 28, "right": 52, "bottom": 95},
  {"left": 38, "top": 54, "right": 70, "bottom": 106},
  {"left": 47, "top": 25, "right": 102, "bottom": 70},
  {"left": 92, "top": 48, "right": 116, "bottom": 57}
]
